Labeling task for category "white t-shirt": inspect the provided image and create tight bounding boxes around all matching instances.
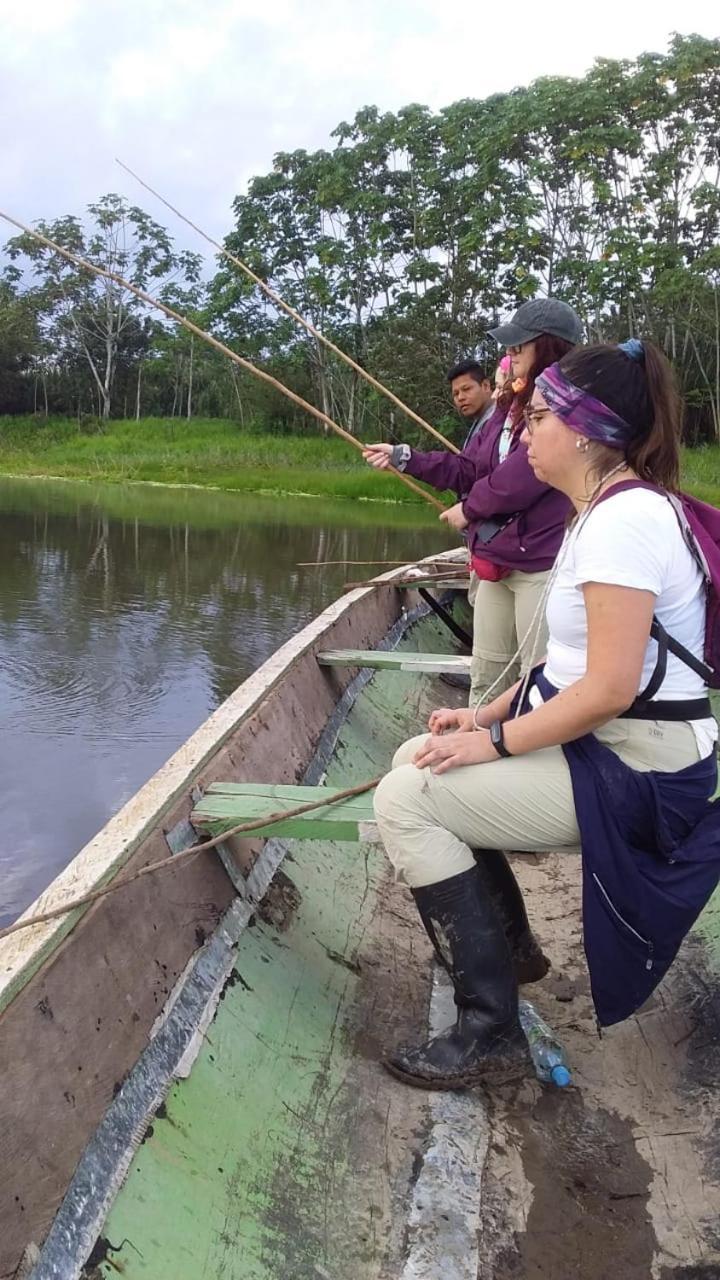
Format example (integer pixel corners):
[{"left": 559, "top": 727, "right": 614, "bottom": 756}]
[{"left": 543, "top": 487, "right": 717, "bottom": 757}]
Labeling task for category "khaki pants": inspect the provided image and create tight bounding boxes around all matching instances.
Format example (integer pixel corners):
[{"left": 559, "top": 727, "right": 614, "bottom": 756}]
[
  {"left": 470, "top": 570, "right": 550, "bottom": 708},
  {"left": 373, "top": 720, "right": 700, "bottom": 888}
]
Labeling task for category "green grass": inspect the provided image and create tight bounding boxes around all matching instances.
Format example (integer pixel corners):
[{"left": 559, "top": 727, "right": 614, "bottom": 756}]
[
  {"left": 0, "top": 417, "right": 717, "bottom": 508},
  {"left": 0, "top": 415, "right": 431, "bottom": 505},
  {"left": 680, "top": 445, "right": 720, "bottom": 507}
]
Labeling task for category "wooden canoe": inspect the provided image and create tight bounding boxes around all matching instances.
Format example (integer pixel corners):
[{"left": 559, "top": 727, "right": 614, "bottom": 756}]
[{"left": 1, "top": 553, "right": 720, "bottom": 1280}]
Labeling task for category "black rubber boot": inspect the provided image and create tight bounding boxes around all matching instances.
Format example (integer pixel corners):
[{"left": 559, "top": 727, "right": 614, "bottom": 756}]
[
  {"left": 385, "top": 868, "right": 531, "bottom": 1090},
  {"left": 439, "top": 671, "right": 471, "bottom": 692},
  {"left": 473, "top": 849, "right": 550, "bottom": 984}
]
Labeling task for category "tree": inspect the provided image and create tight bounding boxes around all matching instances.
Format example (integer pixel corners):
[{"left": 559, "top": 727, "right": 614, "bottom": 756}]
[
  {"left": 0, "top": 280, "right": 39, "bottom": 413},
  {"left": 3, "top": 35, "right": 720, "bottom": 438},
  {"left": 4, "top": 195, "right": 202, "bottom": 420}
]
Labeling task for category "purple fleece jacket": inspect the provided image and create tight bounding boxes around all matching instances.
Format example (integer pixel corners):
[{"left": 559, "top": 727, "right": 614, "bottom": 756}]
[{"left": 403, "top": 407, "right": 571, "bottom": 572}]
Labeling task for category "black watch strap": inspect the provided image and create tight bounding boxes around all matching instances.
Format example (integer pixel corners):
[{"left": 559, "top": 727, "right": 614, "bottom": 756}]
[{"left": 489, "top": 719, "right": 512, "bottom": 758}]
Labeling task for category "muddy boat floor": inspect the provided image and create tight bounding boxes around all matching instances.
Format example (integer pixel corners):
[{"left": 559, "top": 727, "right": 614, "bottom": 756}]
[{"left": 89, "top": 615, "right": 720, "bottom": 1280}]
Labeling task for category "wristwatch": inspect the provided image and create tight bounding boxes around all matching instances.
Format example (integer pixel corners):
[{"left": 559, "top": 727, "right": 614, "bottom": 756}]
[
  {"left": 489, "top": 719, "right": 512, "bottom": 758},
  {"left": 390, "top": 443, "right": 411, "bottom": 470}
]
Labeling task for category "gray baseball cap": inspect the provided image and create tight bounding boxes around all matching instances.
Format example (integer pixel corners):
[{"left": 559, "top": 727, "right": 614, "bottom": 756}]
[{"left": 488, "top": 298, "right": 583, "bottom": 347}]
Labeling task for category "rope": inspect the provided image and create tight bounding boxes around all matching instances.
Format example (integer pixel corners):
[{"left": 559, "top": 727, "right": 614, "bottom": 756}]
[{"left": 0, "top": 777, "right": 380, "bottom": 944}]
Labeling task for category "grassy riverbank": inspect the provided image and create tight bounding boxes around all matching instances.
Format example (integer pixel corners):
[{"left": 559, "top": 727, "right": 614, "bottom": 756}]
[
  {"left": 0, "top": 415, "right": 441, "bottom": 505},
  {"left": 0, "top": 415, "right": 718, "bottom": 506}
]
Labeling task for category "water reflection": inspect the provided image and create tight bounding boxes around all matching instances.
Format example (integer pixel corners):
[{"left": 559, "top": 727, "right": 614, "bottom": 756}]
[{"left": 0, "top": 477, "right": 454, "bottom": 923}]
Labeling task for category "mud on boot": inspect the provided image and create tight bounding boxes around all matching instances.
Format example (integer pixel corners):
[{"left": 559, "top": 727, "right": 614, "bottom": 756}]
[
  {"left": 386, "top": 1007, "right": 530, "bottom": 1090},
  {"left": 384, "top": 867, "right": 532, "bottom": 1091},
  {"left": 473, "top": 848, "right": 550, "bottom": 984}
]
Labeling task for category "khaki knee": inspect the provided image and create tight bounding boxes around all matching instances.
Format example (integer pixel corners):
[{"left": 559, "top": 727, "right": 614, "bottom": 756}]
[
  {"left": 391, "top": 733, "right": 431, "bottom": 769},
  {"left": 373, "top": 763, "right": 477, "bottom": 887},
  {"left": 374, "top": 762, "right": 428, "bottom": 823}
]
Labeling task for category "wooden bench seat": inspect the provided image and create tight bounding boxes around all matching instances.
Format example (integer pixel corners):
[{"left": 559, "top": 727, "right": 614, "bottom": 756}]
[
  {"left": 191, "top": 782, "right": 379, "bottom": 843},
  {"left": 401, "top": 575, "right": 469, "bottom": 590},
  {"left": 317, "top": 649, "right": 471, "bottom": 675}
]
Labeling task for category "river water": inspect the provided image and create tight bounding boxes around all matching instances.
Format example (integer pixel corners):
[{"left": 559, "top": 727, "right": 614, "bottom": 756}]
[{"left": 0, "top": 477, "right": 455, "bottom": 925}]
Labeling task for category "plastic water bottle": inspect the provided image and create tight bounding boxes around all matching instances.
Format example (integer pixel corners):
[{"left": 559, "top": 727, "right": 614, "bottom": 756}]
[{"left": 518, "top": 999, "right": 571, "bottom": 1087}]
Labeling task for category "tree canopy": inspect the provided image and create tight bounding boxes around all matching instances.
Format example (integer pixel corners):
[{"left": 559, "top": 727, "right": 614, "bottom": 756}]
[{"left": 2, "top": 34, "right": 719, "bottom": 442}]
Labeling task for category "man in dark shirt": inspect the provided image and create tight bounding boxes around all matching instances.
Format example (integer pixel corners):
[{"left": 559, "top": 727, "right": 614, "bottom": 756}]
[
  {"left": 386, "top": 359, "right": 495, "bottom": 688},
  {"left": 448, "top": 359, "right": 495, "bottom": 449}
]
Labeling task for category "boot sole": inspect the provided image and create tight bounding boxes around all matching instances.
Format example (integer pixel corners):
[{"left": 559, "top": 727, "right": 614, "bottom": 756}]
[{"left": 382, "top": 1054, "right": 531, "bottom": 1091}]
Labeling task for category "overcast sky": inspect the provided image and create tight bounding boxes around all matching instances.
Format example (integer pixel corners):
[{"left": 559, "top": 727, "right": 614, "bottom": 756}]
[{"left": 1, "top": 0, "right": 717, "bottom": 259}]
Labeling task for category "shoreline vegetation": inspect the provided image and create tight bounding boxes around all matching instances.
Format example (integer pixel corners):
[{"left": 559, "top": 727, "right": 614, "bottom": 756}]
[
  {"left": 0, "top": 415, "right": 454, "bottom": 511},
  {"left": 0, "top": 415, "right": 719, "bottom": 510}
]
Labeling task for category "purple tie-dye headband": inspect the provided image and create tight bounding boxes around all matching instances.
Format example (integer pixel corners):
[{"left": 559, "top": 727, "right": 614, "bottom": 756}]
[{"left": 534, "top": 340, "right": 644, "bottom": 448}]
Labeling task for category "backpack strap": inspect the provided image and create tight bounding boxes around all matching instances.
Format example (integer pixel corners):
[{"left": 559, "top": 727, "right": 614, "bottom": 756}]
[
  {"left": 583, "top": 480, "right": 715, "bottom": 695},
  {"left": 637, "top": 620, "right": 669, "bottom": 702},
  {"left": 619, "top": 694, "right": 712, "bottom": 721},
  {"left": 625, "top": 618, "right": 712, "bottom": 717},
  {"left": 648, "top": 618, "right": 713, "bottom": 686},
  {"left": 629, "top": 619, "right": 713, "bottom": 713}
]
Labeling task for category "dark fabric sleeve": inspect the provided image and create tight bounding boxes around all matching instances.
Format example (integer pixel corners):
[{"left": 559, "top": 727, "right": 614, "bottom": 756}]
[
  {"left": 461, "top": 443, "right": 550, "bottom": 520},
  {"left": 403, "top": 448, "right": 477, "bottom": 499}
]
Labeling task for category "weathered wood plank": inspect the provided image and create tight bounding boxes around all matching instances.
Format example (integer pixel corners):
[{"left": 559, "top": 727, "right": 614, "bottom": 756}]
[
  {"left": 318, "top": 649, "right": 471, "bottom": 674},
  {"left": 192, "top": 785, "right": 378, "bottom": 843},
  {"left": 205, "top": 782, "right": 374, "bottom": 804},
  {"left": 88, "top": 718, "right": 439, "bottom": 1280}
]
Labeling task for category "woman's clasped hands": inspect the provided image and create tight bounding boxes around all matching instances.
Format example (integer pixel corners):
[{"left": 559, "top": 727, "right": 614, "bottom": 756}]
[{"left": 412, "top": 704, "right": 500, "bottom": 774}]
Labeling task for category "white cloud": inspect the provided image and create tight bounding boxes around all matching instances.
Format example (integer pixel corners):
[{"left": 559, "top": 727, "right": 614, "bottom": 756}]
[
  {"left": 0, "top": 0, "right": 717, "bottom": 252},
  {"left": 0, "top": 0, "right": 83, "bottom": 38},
  {"left": 107, "top": 20, "right": 230, "bottom": 106}
]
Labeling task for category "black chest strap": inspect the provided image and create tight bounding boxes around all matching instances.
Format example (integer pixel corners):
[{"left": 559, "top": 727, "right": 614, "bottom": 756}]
[{"left": 625, "top": 618, "right": 714, "bottom": 720}]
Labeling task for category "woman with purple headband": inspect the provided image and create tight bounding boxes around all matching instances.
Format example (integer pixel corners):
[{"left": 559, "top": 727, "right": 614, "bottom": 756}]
[{"left": 372, "top": 340, "right": 720, "bottom": 1089}]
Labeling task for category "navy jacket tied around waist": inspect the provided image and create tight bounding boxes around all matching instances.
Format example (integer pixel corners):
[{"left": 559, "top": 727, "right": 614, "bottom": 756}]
[{"left": 529, "top": 669, "right": 720, "bottom": 1026}]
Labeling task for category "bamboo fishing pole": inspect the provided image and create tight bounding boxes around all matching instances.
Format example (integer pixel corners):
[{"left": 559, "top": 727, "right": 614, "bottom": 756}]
[
  {"left": 116, "top": 158, "right": 461, "bottom": 455},
  {"left": 0, "top": 210, "right": 446, "bottom": 512}
]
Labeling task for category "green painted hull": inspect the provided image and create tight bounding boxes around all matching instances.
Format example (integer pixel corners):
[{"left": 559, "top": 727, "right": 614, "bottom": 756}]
[
  {"left": 94, "top": 618, "right": 448, "bottom": 1279},
  {"left": 13, "top": 596, "right": 720, "bottom": 1280}
]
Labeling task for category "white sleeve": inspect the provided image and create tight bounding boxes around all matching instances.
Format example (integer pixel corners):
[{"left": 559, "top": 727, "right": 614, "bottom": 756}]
[{"left": 571, "top": 498, "right": 669, "bottom": 596}]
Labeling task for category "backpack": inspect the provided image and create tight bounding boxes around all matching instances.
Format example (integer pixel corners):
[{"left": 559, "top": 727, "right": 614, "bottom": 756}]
[
  {"left": 592, "top": 480, "right": 720, "bottom": 690},
  {"left": 671, "top": 491, "right": 720, "bottom": 689}
]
